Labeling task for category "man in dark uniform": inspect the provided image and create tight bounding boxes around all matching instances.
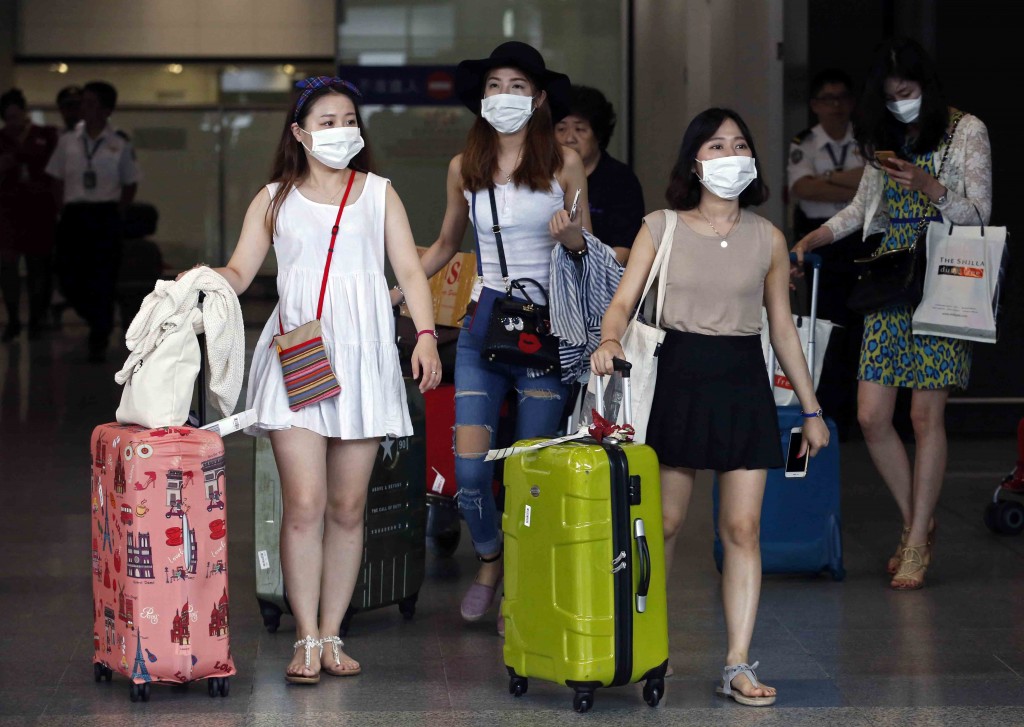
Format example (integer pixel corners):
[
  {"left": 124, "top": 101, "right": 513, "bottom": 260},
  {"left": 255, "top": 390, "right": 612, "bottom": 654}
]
[
  {"left": 787, "top": 68, "right": 865, "bottom": 439},
  {"left": 46, "top": 81, "right": 140, "bottom": 362},
  {"left": 55, "top": 86, "right": 83, "bottom": 133}
]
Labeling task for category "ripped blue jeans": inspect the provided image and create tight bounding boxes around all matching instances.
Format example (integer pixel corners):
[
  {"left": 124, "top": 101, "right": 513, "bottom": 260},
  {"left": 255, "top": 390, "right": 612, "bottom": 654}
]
[{"left": 454, "top": 327, "right": 567, "bottom": 555}]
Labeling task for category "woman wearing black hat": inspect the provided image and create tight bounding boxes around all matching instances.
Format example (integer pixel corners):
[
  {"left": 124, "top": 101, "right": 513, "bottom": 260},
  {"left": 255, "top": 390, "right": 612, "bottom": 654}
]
[{"left": 407, "top": 41, "right": 589, "bottom": 632}]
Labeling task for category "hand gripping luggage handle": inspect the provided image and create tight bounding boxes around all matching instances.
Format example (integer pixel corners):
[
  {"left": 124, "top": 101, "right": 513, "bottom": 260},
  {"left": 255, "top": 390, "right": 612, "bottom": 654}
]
[
  {"left": 634, "top": 518, "right": 651, "bottom": 613},
  {"left": 592, "top": 357, "right": 632, "bottom": 425}
]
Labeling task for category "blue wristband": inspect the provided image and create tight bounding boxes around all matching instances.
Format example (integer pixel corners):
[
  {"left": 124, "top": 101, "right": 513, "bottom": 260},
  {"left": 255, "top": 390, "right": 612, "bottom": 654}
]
[{"left": 801, "top": 408, "right": 823, "bottom": 419}]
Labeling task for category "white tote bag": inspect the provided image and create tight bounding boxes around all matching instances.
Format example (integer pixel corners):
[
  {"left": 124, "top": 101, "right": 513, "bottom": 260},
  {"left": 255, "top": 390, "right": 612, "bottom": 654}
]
[
  {"left": 912, "top": 220, "right": 1009, "bottom": 343},
  {"left": 760, "top": 310, "right": 836, "bottom": 406},
  {"left": 581, "top": 209, "right": 677, "bottom": 443},
  {"left": 116, "top": 309, "right": 203, "bottom": 428}
]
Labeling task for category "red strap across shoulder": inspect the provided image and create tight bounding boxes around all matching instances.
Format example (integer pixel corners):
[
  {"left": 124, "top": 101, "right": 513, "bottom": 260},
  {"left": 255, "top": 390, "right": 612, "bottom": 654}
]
[{"left": 278, "top": 170, "right": 358, "bottom": 335}]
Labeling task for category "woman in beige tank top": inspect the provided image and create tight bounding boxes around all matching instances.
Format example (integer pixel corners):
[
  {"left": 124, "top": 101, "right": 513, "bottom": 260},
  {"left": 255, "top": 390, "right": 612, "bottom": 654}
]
[{"left": 593, "top": 108, "right": 829, "bottom": 707}]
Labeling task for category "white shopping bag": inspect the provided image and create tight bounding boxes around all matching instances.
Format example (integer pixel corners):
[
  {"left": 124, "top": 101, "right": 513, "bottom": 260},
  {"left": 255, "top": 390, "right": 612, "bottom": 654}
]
[
  {"left": 760, "top": 309, "right": 836, "bottom": 407},
  {"left": 912, "top": 221, "right": 1008, "bottom": 343}
]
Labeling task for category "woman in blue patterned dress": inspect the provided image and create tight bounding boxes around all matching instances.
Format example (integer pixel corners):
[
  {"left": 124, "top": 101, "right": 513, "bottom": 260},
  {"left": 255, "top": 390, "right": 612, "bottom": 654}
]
[{"left": 792, "top": 37, "right": 992, "bottom": 590}]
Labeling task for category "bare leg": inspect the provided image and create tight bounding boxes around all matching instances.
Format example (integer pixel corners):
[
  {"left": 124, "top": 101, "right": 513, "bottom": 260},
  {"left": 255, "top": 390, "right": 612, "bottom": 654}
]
[
  {"left": 318, "top": 437, "right": 379, "bottom": 674},
  {"left": 660, "top": 465, "right": 695, "bottom": 578},
  {"left": 717, "top": 468, "right": 775, "bottom": 700},
  {"left": 857, "top": 381, "right": 912, "bottom": 524},
  {"left": 270, "top": 428, "right": 328, "bottom": 680},
  {"left": 906, "top": 388, "right": 949, "bottom": 548}
]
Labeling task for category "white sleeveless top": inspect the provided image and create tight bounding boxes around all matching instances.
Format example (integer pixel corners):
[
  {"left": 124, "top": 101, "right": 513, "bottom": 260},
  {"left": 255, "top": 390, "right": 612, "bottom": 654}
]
[
  {"left": 244, "top": 173, "right": 412, "bottom": 439},
  {"left": 464, "top": 179, "right": 564, "bottom": 300}
]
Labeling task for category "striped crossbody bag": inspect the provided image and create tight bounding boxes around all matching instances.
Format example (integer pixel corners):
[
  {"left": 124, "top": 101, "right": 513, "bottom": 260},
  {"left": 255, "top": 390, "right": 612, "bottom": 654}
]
[{"left": 273, "top": 171, "right": 355, "bottom": 411}]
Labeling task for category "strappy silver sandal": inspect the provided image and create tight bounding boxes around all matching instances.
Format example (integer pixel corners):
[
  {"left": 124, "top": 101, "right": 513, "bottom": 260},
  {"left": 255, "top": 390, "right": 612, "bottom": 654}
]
[
  {"left": 715, "top": 661, "right": 776, "bottom": 706},
  {"left": 320, "top": 636, "right": 362, "bottom": 677},
  {"left": 285, "top": 635, "right": 322, "bottom": 684}
]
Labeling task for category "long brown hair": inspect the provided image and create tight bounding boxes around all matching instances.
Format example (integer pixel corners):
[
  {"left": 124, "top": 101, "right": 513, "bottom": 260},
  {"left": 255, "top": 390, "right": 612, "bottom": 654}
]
[
  {"left": 460, "top": 93, "right": 563, "bottom": 193},
  {"left": 266, "top": 86, "right": 375, "bottom": 233}
]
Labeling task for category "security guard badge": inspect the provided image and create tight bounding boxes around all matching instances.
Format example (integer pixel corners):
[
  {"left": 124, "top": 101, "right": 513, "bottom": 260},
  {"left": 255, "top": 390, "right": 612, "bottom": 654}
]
[
  {"left": 83, "top": 170, "right": 97, "bottom": 190},
  {"left": 789, "top": 148, "right": 803, "bottom": 164}
]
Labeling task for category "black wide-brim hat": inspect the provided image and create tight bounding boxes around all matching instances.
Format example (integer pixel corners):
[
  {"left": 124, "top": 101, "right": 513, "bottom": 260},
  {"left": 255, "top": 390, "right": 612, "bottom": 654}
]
[{"left": 455, "top": 41, "right": 572, "bottom": 121}]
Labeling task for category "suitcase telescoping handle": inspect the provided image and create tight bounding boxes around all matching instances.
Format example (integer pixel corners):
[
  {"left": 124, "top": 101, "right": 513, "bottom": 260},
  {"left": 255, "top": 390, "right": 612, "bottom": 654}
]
[
  {"left": 634, "top": 518, "right": 651, "bottom": 613},
  {"left": 592, "top": 357, "right": 633, "bottom": 424},
  {"left": 767, "top": 252, "right": 822, "bottom": 388}
]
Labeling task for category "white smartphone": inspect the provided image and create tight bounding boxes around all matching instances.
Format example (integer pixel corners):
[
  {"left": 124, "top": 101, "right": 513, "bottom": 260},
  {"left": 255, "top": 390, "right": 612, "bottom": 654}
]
[{"left": 785, "top": 426, "right": 809, "bottom": 478}]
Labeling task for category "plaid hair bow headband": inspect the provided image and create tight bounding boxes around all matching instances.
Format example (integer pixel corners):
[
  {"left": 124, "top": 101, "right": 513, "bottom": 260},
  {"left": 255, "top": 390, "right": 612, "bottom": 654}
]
[{"left": 293, "top": 76, "right": 363, "bottom": 121}]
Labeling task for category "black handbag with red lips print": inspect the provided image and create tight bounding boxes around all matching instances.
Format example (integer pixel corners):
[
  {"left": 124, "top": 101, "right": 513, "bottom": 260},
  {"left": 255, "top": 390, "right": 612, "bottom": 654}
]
[
  {"left": 483, "top": 277, "right": 559, "bottom": 372},
  {"left": 478, "top": 187, "right": 560, "bottom": 374}
]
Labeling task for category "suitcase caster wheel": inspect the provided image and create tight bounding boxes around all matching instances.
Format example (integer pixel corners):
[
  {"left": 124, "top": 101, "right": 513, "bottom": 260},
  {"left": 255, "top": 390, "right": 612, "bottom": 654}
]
[
  {"left": 398, "top": 595, "right": 417, "bottom": 620},
  {"left": 208, "top": 677, "right": 230, "bottom": 698},
  {"left": 573, "top": 691, "right": 594, "bottom": 713},
  {"left": 509, "top": 676, "right": 528, "bottom": 697},
  {"left": 643, "top": 679, "right": 663, "bottom": 707},
  {"left": 130, "top": 682, "right": 150, "bottom": 702},
  {"left": 258, "top": 599, "right": 283, "bottom": 633},
  {"left": 986, "top": 500, "right": 1024, "bottom": 535},
  {"left": 93, "top": 663, "right": 113, "bottom": 682}
]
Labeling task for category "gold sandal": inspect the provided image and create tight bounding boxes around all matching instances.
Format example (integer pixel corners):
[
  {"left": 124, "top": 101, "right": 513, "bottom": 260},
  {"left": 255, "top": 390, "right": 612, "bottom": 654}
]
[
  {"left": 891, "top": 544, "right": 930, "bottom": 590},
  {"left": 886, "top": 526, "right": 911, "bottom": 575},
  {"left": 887, "top": 522, "right": 937, "bottom": 576}
]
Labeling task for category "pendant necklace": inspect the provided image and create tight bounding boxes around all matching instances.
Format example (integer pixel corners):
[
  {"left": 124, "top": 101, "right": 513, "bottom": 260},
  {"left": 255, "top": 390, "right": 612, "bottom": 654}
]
[{"left": 697, "top": 207, "right": 739, "bottom": 248}]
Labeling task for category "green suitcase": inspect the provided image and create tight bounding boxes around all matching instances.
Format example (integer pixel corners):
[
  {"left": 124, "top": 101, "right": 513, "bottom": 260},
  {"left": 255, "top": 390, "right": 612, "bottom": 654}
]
[{"left": 502, "top": 362, "right": 669, "bottom": 712}]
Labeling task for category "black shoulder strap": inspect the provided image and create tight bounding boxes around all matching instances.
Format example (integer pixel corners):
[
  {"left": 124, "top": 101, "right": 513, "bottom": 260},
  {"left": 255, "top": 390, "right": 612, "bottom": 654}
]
[{"left": 486, "top": 186, "right": 509, "bottom": 288}]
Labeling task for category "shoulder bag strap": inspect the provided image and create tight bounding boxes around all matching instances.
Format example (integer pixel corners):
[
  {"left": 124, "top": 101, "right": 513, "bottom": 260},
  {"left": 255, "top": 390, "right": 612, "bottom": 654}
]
[
  {"left": 487, "top": 186, "right": 510, "bottom": 290},
  {"left": 654, "top": 209, "right": 678, "bottom": 326},
  {"left": 911, "top": 113, "right": 965, "bottom": 251},
  {"left": 278, "top": 169, "right": 356, "bottom": 334},
  {"left": 632, "top": 209, "right": 677, "bottom": 324}
]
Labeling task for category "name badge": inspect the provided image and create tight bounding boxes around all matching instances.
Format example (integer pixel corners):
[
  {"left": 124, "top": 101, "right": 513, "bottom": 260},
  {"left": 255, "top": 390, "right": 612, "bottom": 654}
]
[{"left": 83, "top": 170, "right": 97, "bottom": 190}]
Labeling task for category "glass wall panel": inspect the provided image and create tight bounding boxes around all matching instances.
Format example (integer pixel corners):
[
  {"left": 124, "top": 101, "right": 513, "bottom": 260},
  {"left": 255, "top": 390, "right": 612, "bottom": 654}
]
[{"left": 338, "top": 0, "right": 628, "bottom": 251}]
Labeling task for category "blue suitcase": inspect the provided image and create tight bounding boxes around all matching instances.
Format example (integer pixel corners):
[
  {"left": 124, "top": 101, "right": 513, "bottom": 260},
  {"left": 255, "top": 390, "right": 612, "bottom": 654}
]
[{"left": 712, "top": 253, "right": 845, "bottom": 580}]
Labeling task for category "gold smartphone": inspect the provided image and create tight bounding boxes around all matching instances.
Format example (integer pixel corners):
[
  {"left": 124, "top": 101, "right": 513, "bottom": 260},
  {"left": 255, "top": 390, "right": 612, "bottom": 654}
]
[{"left": 874, "top": 150, "right": 899, "bottom": 169}]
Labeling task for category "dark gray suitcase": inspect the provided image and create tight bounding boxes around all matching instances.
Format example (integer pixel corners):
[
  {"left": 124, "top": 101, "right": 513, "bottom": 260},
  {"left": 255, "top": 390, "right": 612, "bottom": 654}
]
[{"left": 254, "top": 379, "right": 427, "bottom": 634}]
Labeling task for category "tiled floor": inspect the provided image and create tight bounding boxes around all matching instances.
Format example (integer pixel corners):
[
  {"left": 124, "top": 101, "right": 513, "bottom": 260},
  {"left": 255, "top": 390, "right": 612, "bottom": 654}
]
[{"left": 1, "top": 317, "right": 1023, "bottom": 726}]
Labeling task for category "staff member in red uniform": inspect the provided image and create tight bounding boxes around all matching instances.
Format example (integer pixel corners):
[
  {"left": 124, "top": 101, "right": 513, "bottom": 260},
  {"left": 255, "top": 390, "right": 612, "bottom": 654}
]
[{"left": 0, "top": 89, "right": 59, "bottom": 341}]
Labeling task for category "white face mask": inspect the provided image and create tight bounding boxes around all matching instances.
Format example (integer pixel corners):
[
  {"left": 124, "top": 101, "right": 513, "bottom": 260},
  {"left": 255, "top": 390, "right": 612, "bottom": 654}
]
[
  {"left": 695, "top": 155, "right": 758, "bottom": 200},
  {"left": 886, "top": 97, "right": 922, "bottom": 124},
  {"left": 480, "top": 94, "right": 535, "bottom": 134},
  {"left": 300, "top": 126, "right": 364, "bottom": 169}
]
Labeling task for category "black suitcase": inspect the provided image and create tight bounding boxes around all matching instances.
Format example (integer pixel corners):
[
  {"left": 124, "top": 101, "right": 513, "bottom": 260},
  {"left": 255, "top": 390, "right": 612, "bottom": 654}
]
[{"left": 254, "top": 379, "right": 427, "bottom": 634}]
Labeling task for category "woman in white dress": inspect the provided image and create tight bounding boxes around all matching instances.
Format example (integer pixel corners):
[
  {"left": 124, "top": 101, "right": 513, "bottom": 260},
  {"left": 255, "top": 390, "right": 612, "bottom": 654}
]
[{"left": 183, "top": 77, "right": 440, "bottom": 683}]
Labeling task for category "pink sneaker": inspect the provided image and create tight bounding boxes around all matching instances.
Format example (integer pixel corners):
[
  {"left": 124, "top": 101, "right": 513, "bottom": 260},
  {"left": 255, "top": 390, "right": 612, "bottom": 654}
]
[{"left": 460, "top": 581, "right": 499, "bottom": 622}]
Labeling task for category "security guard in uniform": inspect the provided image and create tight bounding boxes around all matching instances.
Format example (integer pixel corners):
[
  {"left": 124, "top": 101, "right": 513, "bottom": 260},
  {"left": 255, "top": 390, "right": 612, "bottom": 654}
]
[
  {"left": 787, "top": 68, "right": 865, "bottom": 439},
  {"left": 46, "top": 81, "right": 139, "bottom": 362}
]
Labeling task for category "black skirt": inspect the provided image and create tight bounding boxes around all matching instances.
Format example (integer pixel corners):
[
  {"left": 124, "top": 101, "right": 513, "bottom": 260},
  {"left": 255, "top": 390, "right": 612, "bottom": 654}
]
[{"left": 646, "top": 330, "right": 784, "bottom": 471}]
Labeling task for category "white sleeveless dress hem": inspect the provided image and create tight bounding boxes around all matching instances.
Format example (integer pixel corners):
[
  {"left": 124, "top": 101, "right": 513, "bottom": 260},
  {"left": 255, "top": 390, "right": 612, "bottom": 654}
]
[{"left": 244, "top": 174, "right": 412, "bottom": 440}]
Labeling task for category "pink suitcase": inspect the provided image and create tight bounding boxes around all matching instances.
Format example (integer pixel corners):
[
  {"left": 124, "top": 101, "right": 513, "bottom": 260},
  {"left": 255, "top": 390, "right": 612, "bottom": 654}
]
[{"left": 91, "top": 422, "right": 235, "bottom": 701}]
